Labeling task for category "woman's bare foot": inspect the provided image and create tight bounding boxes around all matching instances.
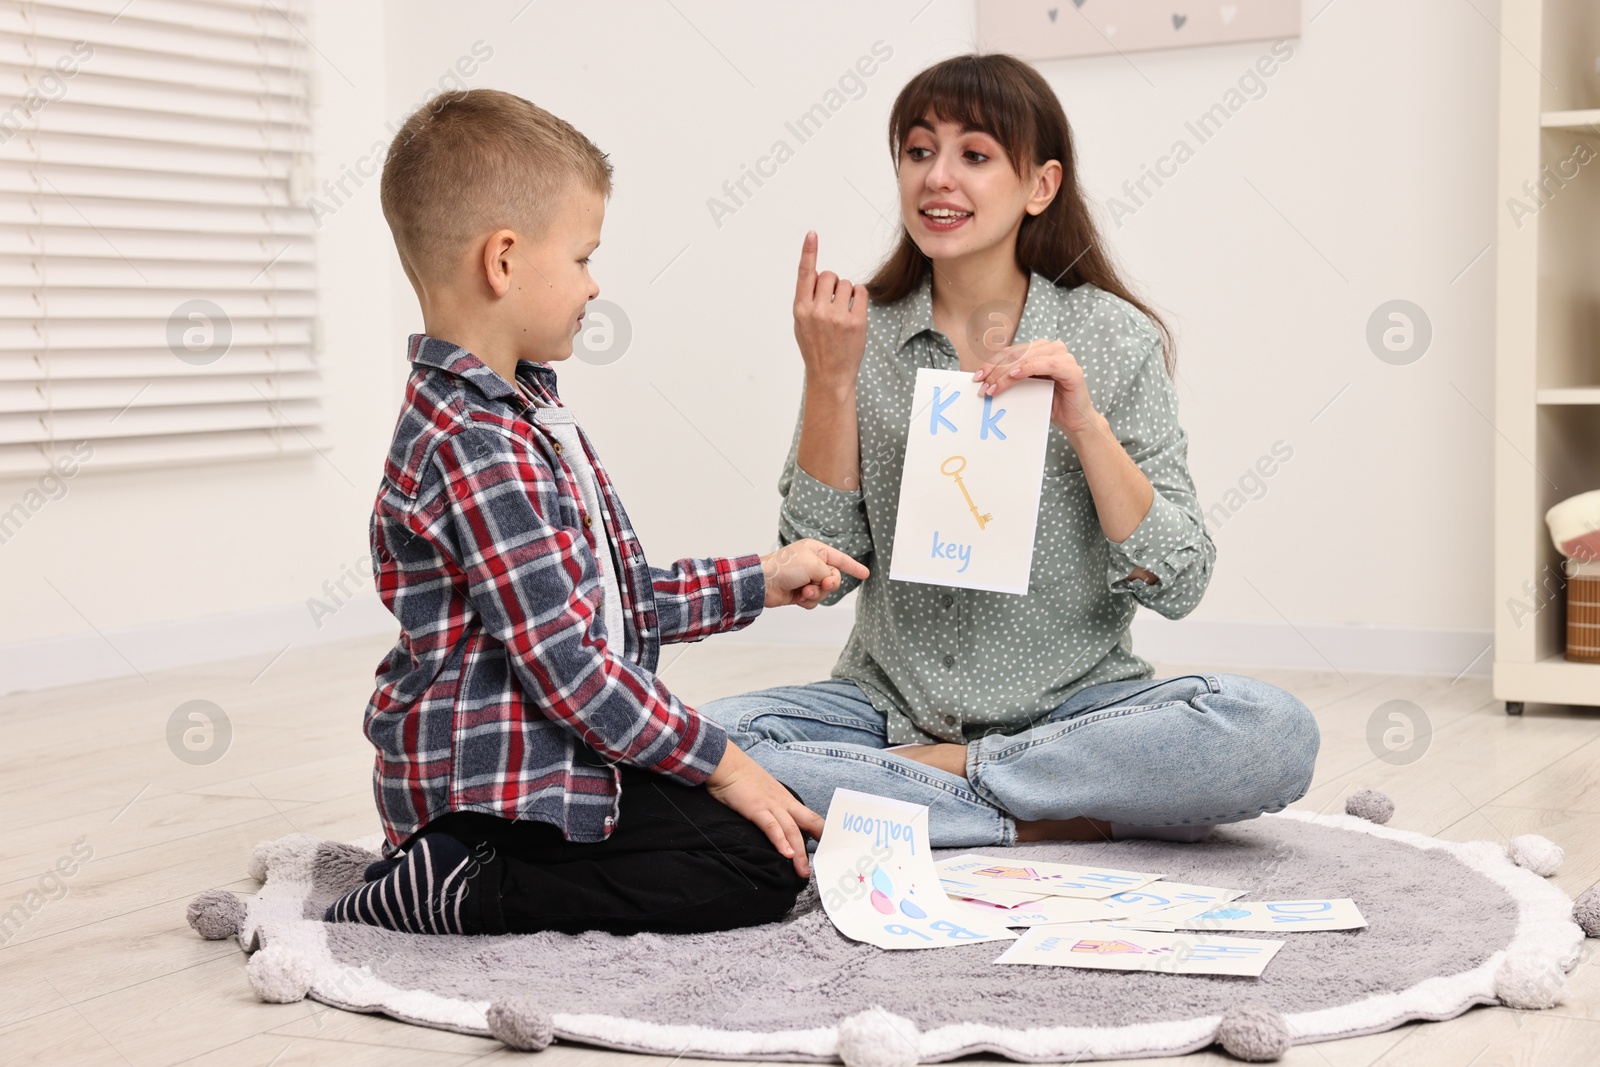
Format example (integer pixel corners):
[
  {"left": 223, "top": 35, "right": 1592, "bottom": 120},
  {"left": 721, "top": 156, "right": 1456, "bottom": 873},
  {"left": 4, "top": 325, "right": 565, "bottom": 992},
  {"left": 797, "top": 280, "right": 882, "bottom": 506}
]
[
  {"left": 1015, "top": 816, "right": 1116, "bottom": 842},
  {"left": 892, "top": 743, "right": 970, "bottom": 778},
  {"left": 892, "top": 745, "right": 1114, "bottom": 842}
]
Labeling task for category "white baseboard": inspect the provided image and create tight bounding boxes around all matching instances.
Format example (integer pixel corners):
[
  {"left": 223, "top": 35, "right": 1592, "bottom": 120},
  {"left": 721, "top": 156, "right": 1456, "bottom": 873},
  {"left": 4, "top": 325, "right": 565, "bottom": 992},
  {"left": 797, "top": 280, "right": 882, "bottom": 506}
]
[
  {"left": 1127, "top": 612, "right": 1494, "bottom": 680},
  {"left": 723, "top": 599, "right": 1496, "bottom": 679},
  {"left": 0, "top": 593, "right": 1491, "bottom": 697}
]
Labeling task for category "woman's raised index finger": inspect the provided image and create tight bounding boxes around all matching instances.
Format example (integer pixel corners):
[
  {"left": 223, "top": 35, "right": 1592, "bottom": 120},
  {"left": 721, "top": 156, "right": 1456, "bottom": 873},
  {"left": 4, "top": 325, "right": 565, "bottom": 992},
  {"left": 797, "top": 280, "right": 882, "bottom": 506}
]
[{"left": 795, "top": 230, "right": 818, "bottom": 300}]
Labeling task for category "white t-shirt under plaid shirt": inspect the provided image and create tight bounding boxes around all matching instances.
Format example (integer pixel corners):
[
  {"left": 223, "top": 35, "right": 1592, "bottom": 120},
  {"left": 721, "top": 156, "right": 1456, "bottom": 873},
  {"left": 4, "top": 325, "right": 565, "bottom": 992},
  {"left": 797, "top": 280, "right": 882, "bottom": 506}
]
[{"left": 516, "top": 377, "right": 627, "bottom": 644}]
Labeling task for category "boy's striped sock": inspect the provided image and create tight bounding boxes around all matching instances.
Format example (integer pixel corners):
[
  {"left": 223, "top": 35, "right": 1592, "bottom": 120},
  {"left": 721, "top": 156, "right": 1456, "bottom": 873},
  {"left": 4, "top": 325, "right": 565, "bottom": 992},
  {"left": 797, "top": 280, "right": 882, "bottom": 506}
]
[
  {"left": 363, "top": 856, "right": 401, "bottom": 882},
  {"left": 323, "top": 833, "right": 484, "bottom": 934}
]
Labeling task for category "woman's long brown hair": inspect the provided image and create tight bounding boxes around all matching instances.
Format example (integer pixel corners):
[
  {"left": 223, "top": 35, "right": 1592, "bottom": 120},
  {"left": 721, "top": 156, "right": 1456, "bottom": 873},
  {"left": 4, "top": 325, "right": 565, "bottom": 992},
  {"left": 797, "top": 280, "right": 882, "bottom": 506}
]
[{"left": 865, "top": 53, "right": 1176, "bottom": 376}]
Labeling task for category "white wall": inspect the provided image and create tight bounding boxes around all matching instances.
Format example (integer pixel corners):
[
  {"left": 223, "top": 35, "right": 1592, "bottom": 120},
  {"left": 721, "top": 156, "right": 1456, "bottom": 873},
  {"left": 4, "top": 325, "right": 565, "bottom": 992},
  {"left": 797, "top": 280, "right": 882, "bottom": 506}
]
[
  {"left": 381, "top": 0, "right": 1502, "bottom": 675},
  {"left": 0, "top": 0, "right": 403, "bottom": 691},
  {"left": 0, "top": 0, "right": 1503, "bottom": 694}
]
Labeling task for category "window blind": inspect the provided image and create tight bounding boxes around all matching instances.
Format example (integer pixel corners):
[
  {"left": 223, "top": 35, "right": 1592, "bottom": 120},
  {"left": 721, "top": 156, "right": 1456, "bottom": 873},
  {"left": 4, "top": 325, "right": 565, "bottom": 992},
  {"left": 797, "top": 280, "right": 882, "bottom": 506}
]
[{"left": 0, "top": 0, "right": 319, "bottom": 476}]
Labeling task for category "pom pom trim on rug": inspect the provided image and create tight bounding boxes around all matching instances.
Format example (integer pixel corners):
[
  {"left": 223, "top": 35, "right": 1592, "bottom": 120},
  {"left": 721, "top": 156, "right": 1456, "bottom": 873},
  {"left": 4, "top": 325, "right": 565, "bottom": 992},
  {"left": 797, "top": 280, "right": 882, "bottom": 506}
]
[
  {"left": 1507, "top": 834, "right": 1564, "bottom": 877},
  {"left": 1495, "top": 952, "right": 1567, "bottom": 1009},
  {"left": 1573, "top": 885, "right": 1600, "bottom": 938},
  {"left": 1343, "top": 789, "right": 1394, "bottom": 825},
  {"left": 1215, "top": 1003, "right": 1291, "bottom": 1062},
  {"left": 231, "top": 814, "right": 1585, "bottom": 1063},
  {"left": 487, "top": 997, "right": 554, "bottom": 1051},
  {"left": 186, "top": 889, "right": 244, "bottom": 940},
  {"left": 248, "top": 942, "right": 314, "bottom": 1003},
  {"left": 248, "top": 833, "right": 319, "bottom": 885},
  {"left": 836, "top": 1009, "right": 921, "bottom": 1067}
]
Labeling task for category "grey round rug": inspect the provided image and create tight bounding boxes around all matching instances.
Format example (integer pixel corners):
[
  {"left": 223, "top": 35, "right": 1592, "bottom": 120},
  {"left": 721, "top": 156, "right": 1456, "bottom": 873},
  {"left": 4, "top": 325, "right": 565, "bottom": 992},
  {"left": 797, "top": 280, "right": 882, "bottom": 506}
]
[{"left": 226, "top": 809, "right": 1583, "bottom": 1061}]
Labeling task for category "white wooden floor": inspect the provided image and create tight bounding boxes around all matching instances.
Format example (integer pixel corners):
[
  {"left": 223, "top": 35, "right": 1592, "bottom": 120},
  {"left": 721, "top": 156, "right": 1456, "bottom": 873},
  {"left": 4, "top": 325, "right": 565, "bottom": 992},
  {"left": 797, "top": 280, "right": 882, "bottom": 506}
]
[{"left": 2, "top": 635, "right": 1598, "bottom": 1066}]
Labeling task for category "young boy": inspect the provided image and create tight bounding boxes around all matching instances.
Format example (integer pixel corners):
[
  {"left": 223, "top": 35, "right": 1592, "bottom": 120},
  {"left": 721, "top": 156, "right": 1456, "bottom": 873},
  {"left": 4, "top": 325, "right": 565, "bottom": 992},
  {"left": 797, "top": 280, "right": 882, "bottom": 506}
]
[{"left": 325, "top": 89, "right": 867, "bottom": 937}]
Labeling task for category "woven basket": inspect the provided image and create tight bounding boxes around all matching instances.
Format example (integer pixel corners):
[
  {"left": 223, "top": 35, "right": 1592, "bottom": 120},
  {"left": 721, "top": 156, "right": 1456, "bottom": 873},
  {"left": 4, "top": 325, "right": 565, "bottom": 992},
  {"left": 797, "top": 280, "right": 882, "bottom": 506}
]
[{"left": 1567, "top": 558, "right": 1600, "bottom": 664}]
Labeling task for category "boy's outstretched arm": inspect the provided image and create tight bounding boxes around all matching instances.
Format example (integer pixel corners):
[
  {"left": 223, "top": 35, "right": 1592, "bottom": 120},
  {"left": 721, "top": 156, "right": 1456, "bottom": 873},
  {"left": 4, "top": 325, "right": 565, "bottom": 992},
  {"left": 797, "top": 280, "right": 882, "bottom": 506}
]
[{"left": 650, "top": 538, "right": 870, "bottom": 644}]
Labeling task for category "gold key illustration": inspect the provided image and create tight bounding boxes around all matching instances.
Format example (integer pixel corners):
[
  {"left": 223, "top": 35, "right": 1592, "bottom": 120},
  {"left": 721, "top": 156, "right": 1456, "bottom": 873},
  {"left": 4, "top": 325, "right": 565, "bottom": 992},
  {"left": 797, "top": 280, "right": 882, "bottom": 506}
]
[{"left": 941, "top": 455, "right": 992, "bottom": 529}]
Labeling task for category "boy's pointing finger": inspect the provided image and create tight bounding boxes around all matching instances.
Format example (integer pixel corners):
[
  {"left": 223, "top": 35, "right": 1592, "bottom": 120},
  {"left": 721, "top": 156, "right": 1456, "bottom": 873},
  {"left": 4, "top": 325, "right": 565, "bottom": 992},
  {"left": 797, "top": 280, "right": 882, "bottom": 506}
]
[{"left": 818, "top": 545, "right": 870, "bottom": 580}]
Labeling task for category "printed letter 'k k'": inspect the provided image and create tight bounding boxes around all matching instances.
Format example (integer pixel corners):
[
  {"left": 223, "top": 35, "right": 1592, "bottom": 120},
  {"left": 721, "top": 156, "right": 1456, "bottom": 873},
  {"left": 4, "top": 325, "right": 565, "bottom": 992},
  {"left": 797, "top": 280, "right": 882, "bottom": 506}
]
[
  {"left": 980, "top": 394, "right": 1007, "bottom": 440},
  {"left": 930, "top": 387, "right": 959, "bottom": 435}
]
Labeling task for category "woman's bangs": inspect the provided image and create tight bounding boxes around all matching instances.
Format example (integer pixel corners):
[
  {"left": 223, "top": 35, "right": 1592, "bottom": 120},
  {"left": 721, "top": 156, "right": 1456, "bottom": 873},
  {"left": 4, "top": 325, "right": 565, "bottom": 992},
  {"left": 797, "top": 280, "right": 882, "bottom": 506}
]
[{"left": 891, "top": 62, "right": 1028, "bottom": 169}]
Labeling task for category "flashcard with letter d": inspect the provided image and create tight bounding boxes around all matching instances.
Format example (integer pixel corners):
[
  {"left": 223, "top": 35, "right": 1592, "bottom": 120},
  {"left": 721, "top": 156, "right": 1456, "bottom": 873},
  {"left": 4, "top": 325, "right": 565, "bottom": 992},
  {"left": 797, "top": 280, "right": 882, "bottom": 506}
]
[{"left": 1124, "top": 898, "right": 1367, "bottom": 933}]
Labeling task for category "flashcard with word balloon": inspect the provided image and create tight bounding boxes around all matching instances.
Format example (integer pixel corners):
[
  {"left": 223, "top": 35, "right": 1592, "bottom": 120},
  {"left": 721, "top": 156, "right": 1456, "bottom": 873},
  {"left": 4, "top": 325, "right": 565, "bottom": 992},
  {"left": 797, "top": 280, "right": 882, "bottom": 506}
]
[
  {"left": 814, "top": 789, "right": 1018, "bottom": 950},
  {"left": 1128, "top": 898, "right": 1368, "bottom": 933},
  {"left": 938, "top": 853, "right": 1162, "bottom": 900},
  {"left": 994, "top": 923, "right": 1285, "bottom": 977},
  {"left": 888, "top": 368, "right": 1054, "bottom": 595}
]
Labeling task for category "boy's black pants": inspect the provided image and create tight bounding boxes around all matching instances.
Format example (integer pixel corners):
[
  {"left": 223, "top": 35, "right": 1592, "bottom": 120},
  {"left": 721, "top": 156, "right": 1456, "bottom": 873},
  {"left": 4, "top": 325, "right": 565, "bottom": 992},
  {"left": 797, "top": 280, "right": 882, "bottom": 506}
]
[{"left": 419, "top": 766, "right": 809, "bottom": 936}]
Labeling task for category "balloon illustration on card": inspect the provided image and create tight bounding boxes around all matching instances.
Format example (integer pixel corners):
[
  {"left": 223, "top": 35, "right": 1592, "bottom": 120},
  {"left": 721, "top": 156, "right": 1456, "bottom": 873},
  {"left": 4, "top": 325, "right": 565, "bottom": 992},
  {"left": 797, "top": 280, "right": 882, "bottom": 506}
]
[
  {"left": 890, "top": 368, "right": 1054, "bottom": 595},
  {"left": 867, "top": 865, "right": 929, "bottom": 919}
]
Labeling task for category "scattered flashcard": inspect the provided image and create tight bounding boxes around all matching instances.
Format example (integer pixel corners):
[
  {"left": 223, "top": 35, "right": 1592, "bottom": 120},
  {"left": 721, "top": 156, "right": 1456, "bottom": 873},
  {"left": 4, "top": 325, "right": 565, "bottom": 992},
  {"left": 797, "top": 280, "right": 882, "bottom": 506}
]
[
  {"left": 938, "top": 853, "right": 1162, "bottom": 899},
  {"left": 1099, "top": 884, "right": 1249, "bottom": 927},
  {"left": 888, "top": 367, "right": 1054, "bottom": 595},
  {"left": 994, "top": 923, "right": 1285, "bottom": 977},
  {"left": 938, "top": 877, "right": 1047, "bottom": 908},
  {"left": 955, "top": 882, "right": 1243, "bottom": 929},
  {"left": 1132, "top": 898, "right": 1368, "bottom": 933},
  {"left": 953, "top": 893, "right": 1142, "bottom": 927},
  {"left": 813, "top": 789, "right": 1018, "bottom": 950}
]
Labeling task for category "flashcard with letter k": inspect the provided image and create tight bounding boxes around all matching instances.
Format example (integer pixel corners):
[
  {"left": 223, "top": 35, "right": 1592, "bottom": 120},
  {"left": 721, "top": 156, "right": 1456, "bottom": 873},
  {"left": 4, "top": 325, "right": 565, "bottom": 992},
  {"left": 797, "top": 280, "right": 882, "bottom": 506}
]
[{"left": 889, "top": 368, "right": 1054, "bottom": 595}]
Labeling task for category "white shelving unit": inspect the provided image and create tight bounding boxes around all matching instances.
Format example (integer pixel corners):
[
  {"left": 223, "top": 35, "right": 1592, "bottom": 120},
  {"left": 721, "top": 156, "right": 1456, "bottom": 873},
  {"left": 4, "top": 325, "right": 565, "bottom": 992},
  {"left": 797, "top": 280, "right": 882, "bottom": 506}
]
[{"left": 1493, "top": 2, "right": 1600, "bottom": 714}]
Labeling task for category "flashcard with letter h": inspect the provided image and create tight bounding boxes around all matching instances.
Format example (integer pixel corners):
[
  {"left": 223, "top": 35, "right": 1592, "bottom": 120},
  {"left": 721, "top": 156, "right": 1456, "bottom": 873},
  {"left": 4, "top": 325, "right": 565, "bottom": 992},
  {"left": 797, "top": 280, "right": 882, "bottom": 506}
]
[{"left": 889, "top": 368, "right": 1054, "bottom": 594}]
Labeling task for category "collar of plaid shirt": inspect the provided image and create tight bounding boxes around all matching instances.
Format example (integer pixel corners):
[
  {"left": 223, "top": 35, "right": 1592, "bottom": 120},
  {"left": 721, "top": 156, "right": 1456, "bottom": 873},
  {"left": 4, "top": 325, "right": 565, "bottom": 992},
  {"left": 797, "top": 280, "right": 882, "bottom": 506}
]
[{"left": 363, "top": 335, "right": 766, "bottom": 854}]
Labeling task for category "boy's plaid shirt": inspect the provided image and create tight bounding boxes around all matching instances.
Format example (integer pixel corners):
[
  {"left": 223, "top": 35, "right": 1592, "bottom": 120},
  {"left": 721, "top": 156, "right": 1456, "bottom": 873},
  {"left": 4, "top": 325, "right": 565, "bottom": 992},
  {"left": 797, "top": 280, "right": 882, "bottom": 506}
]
[{"left": 365, "top": 335, "right": 766, "bottom": 854}]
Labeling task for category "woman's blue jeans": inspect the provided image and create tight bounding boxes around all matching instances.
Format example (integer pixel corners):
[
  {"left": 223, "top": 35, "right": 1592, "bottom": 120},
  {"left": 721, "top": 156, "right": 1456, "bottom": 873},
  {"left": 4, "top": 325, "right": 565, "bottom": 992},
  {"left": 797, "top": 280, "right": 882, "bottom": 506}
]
[{"left": 698, "top": 672, "right": 1320, "bottom": 848}]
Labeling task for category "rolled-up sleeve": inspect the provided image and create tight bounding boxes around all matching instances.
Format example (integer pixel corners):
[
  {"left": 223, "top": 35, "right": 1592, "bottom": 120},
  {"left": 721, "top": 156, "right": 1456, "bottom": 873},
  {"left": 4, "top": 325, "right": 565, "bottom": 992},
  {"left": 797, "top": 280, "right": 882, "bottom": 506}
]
[
  {"left": 776, "top": 392, "right": 874, "bottom": 606},
  {"left": 1099, "top": 317, "right": 1215, "bottom": 619}
]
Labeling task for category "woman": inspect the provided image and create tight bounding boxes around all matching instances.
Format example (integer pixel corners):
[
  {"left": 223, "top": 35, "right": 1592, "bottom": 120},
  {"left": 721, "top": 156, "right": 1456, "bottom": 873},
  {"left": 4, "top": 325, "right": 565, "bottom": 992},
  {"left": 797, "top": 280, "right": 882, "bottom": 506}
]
[{"left": 701, "top": 54, "right": 1319, "bottom": 848}]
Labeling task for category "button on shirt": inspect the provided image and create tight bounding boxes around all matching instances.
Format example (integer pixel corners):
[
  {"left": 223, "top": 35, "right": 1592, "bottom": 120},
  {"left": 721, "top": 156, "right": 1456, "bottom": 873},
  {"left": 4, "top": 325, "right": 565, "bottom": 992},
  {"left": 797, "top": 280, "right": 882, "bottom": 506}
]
[
  {"left": 365, "top": 335, "right": 766, "bottom": 853},
  {"left": 777, "top": 273, "right": 1215, "bottom": 744}
]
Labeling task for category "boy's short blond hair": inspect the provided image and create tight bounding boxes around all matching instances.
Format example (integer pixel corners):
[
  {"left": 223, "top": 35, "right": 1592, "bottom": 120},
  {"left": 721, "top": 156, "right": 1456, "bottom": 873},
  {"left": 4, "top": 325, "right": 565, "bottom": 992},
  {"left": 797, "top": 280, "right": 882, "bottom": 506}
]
[{"left": 380, "top": 89, "right": 613, "bottom": 282}]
